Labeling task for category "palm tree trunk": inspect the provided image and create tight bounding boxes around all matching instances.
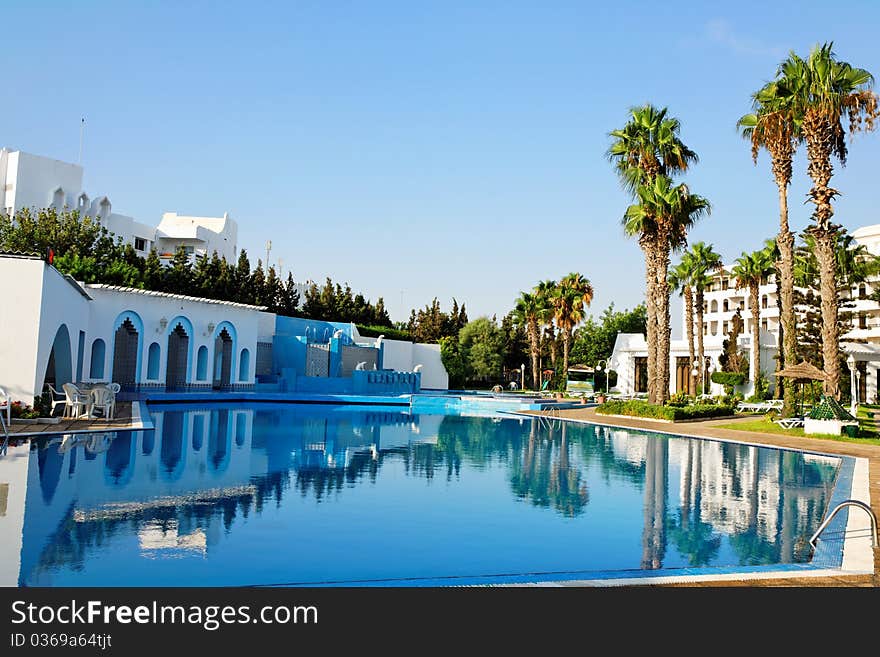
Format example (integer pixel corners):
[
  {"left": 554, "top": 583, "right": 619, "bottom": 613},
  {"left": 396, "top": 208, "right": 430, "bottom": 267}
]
[
  {"left": 562, "top": 330, "right": 571, "bottom": 389},
  {"left": 749, "top": 281, "right": 761, "bottom": 391},
  {"left": 642, "top": 240, "right": 659, "bottom": 404},
  {"left": 695, "top": 288, "right": 706, "bottom": 395},
  {"left": 812, "top": 228, "right": 841, "bottom": 397},
  {"left": 804, "top": 110, "right": 840, "bottom": 398},
  {"left": 776, "top": 197, "right": 797, "bottom": 414},
  {"left": 684, "top": 286, "right": 695, "bottom": 395},
  {"left": 653, "top": 239, "right": 672, "bottom": 403},
  {"left": 528, "top": 317, "right": 540, "bottom": 390}
]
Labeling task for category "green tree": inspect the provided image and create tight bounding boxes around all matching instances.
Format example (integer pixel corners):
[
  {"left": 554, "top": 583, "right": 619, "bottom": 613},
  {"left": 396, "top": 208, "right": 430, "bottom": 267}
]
[
  {"left": 250, "top": 260, "right": 267, "bottom": 307},
  {"left": 783, "top": 43, "right": 879, "bottom": 397},
  {"left": 142, "top": 248, "right": 165, "bottom": 291},
  {"left": 440, "top": 336, "right": 468, "bottom": 389},
  {"left": 739, "top": 76, "right": 802, "bottom": 414},
  {"left": 459, "top": 317, "right": 505, "bottom": 383},
  {"left": 233, "top": 249, "right": 252, "bottom": 304},
  {"left": 608, "top": 104, "right": 700, "bottom": 404},
  {"left": 164, "top": 246, "right": 194, "bottom": 295},
  {"left": 549, "top": 273, "right": 594, "bottom": 384},
  {"left": 512, "top": 291, "right": 548, "bottom": 389},
  {"left": 732, "top": 249, "right": 775, "bottom": 386},
  {"left": 623, "top": 175, "right": 710, "bottom": 401}
]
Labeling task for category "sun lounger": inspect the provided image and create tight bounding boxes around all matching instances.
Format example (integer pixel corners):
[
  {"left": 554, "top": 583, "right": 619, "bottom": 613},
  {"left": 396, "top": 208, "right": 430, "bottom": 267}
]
[{"left": 774, "top": 417, "right": 804, "bottom": 429}]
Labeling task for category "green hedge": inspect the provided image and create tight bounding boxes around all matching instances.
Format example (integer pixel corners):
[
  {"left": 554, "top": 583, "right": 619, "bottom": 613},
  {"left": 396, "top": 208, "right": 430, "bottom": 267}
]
[
  {"left": 355, "top": 324, "right": 412, "bottom": 341},
  {"left": 596, "top": 400, "right": 735, "bottom": 421},
  {"left": 710, "top": 371, "right": 745, "bottom": 386}
]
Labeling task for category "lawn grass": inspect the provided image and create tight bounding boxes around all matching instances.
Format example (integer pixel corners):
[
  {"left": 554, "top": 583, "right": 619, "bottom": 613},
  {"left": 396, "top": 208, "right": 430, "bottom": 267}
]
[{"left": 711, "top": 414, "right": 880, "bottom": 447}]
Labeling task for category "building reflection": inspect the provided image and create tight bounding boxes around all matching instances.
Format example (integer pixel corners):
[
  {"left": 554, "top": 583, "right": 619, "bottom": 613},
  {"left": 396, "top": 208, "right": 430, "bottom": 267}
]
[{"left": 16, "top": 407, "right": 839, "bottom": 585}]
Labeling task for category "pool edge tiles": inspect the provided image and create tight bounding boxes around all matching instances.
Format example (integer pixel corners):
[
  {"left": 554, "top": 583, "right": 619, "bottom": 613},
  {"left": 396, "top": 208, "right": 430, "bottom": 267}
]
[{"left": 502, "top": 412, "right": 875, "bottom": 587}]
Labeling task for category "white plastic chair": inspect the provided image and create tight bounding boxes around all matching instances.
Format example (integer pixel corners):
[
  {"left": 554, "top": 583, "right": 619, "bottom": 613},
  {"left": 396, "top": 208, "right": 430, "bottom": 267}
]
[
  {"left": 45, "top": 383, "right": 67, "bottom": 417},
  {"left": 90, "top": 386, "right": 114, "bottom": 419},
  {"left": 107, "top": 383, "right": 121, "bottom": 418},
  {"left": 62, "top": 383, "right": 90, "bottom": 418}
]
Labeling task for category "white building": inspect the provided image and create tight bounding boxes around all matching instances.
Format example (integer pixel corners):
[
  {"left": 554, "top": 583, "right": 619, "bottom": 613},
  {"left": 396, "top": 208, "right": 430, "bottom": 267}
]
[
  {"left": 0, "top": 148, "right": 238, "bottom": 263},
  {"left": 0, "top": 254, "right": 448, "bottom": 405},
  {"left": 611, "top": 224, "right": 880, "bottom": 401}
]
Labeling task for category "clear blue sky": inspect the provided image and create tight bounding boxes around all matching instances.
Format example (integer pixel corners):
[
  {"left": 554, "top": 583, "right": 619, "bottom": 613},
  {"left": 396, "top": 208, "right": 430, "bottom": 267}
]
[{"left": 4, "top": 1, "right": 879, "bottom": 331}]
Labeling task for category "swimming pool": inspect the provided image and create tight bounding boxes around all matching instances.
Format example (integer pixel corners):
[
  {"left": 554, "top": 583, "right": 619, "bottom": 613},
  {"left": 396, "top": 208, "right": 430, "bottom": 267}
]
[{"left": 4, "top": 403, "right": 857, "bottom": 586}]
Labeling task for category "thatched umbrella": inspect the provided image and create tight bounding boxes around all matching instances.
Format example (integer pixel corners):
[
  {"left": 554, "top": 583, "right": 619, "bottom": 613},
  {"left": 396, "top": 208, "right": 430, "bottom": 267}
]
[{"left": 775, "top": 361, "right": 827, "bottom": 415}]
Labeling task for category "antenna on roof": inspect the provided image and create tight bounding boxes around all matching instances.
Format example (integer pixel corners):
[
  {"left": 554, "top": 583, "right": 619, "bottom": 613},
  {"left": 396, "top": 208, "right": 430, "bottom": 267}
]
[{"left": 78, "top": 117, "right": 85, "bottom": 165}]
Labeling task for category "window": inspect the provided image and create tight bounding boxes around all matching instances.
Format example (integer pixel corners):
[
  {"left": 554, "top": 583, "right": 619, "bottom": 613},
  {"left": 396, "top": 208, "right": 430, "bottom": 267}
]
[
  {"left": 860, "top": 313, "right": 868, "bottom": 329},
  {"left": 196, "top": 346, "right": 208, "bottom": 380},
  {"left": 761, "top": 295, "right": 768, "bottom": 309},
  {"left": 147, "top": 342, "right": 161, "bottom": 380},
  {"left": 703, "top": 322, "right": 708, "bottom": 336},
  {"left": 762, "top": 319, "right": 768, "bottom": 330},
  {"left": 238, "top": 349, "right": 250, "bottom": 381},
  {"left": 184, "top": 246, "right": 194, "bottom": 255},
  {"left": 710, "top": 300, "right": 718, "bottom": 313},
  {"left": 723, "top": 300, "right": 729, "bottom": 313},
  {"left": 89, "top": 339, "right": 105, "bottom": 379},
  {"left": 859, "top": 285, "right": 867, "bottom": 300},
  {"left": 134, "top": 237, "right": 147, "bottom": 251},
  {"left": 723, "top": 321, "right": 729, "bottom": 335},
  {"left": 721, "top": 278, "right": 729, "bottom": 291}
]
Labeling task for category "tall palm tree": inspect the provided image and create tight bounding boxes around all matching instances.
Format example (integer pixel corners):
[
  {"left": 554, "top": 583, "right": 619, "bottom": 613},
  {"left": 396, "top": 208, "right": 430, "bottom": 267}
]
[
  {"left": 609, "top": 104, "right": 698, "bottom": 404},
  {"left": 513, "top": 291, "right": 546, "bottom": 390},
  {"left": 781, "top": 43, "right": 879, "bottom": 397},
  {"left": 550, "top": 273, "right": 594, "bottom": 384},
  {"left": 688, "top": 242, "right": 723, "bottom": 395},
  {"left": 669, "top": 254, "right": 697, "bottom": 394},
  {"left": 535, "top": 279, "right": 558, "bottom": 375},
  {"left": 732, "top": 249, "right": 775, "bottom": 391},
  {"left": 624, "top": 176, "right": 710, "bottom": 402},
  {"left": 738, "top": 81, "right": 801, "bottom": 415}
]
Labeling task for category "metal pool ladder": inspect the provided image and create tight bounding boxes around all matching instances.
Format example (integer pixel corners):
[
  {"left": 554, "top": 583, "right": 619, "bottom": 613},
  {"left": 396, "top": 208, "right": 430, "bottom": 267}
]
[
  {"left": 809, "top": 500, "right": 878, "bottom": 549},
  {"left": 0, "top": 413, "right": 9, "bottom": 457}
]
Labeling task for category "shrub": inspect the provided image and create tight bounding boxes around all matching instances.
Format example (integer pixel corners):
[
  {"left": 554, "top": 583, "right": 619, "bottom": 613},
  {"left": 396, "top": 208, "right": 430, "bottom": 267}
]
[
  {"left": 666, "top": 392, "right": 692, "bottom": 407},
  {"left": 356, "top": 324, "right": 411, "bottom": 341},
  {"left": 596, "top": 400, "right": 735, "bottom": 421},
  {"left": 711, "top": 371, "right": 745, "bottom": 395}
]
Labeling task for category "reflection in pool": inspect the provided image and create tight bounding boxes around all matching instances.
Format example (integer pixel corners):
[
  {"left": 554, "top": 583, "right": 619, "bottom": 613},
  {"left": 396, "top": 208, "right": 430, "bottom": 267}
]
[{"left": 13, "top": 404, "right": 840, "bottom": 586}]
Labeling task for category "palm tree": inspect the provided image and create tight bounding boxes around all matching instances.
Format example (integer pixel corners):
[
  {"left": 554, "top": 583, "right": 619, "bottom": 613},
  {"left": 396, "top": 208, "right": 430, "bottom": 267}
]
[
  {"left": 732, "top": 249, "right": 775, "bottom": 391},
  {"left": 609, "top": 104, "right": 698, "bottom": 404},
  {"left": 550, "top": 273, "right": 594, "bottom": 384},
  {"left": 535, "top": 279, "right": 558, "bottom": 376},
  {"left": 669, "top": 254, "right": 697, "bottom": 394},
  {"left": 781, "top": 43, "right": 879, "bottom": 397},
  {"left": 738, "top": 81, "right": 801, "bottom": 415},
  {"left": 513, "top": 291, "right": 546, "bottom": 390},
  {"left": 624, "top": 176, "right": 710, "bottom": 402},
  {"left": 688, "top": 242, "right": 723, "bottom": 394}
]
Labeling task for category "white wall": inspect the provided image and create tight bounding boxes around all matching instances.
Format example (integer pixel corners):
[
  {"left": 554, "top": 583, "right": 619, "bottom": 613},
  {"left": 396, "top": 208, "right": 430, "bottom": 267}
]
[
  {"left": 0, "top": 258, "right": 44, "bottom": 401},
  {"left": 3, "top": 150, "right": 84, "bottom": 215},
  {"left": 379, "top": 338, "right": 448, "bottom": 390},
  {"left": 84, "top": 286, "right": 263, "bottom": 386}
]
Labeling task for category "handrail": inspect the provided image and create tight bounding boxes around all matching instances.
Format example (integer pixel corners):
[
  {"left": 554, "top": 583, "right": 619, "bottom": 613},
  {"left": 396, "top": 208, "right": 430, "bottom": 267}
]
[
  {"left": 809, "top": 500, "right": 878, "bottom": 549},
  {"left": 0, "top": 413, "right": 8, "bottom": 457}
]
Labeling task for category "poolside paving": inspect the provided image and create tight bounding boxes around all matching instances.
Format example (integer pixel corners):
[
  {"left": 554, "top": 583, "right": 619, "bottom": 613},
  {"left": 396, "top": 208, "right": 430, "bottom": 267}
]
[
  {"left": 524, "top": 407, "right": 880, "bottom": 587},
  {"left": 4, "top": 401, "right": 138, "bottom": 437}
]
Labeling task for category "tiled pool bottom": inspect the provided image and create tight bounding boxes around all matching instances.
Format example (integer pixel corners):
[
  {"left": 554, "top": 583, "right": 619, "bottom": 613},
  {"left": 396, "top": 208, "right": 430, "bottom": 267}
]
[{"left": 5, "top": 404, "right": 874, "bottom": 587}]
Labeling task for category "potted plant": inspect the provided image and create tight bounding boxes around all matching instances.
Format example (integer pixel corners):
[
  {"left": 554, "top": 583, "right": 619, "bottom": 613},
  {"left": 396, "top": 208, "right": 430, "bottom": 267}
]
[{"left": 595, "top": 392, "right": 607, "bottom": 404}]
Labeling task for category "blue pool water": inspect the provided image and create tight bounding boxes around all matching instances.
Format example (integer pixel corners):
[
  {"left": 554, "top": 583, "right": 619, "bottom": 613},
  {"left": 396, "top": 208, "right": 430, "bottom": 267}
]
[{"left": 10, "top": 403, "right": 843, "bottom": 586}]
